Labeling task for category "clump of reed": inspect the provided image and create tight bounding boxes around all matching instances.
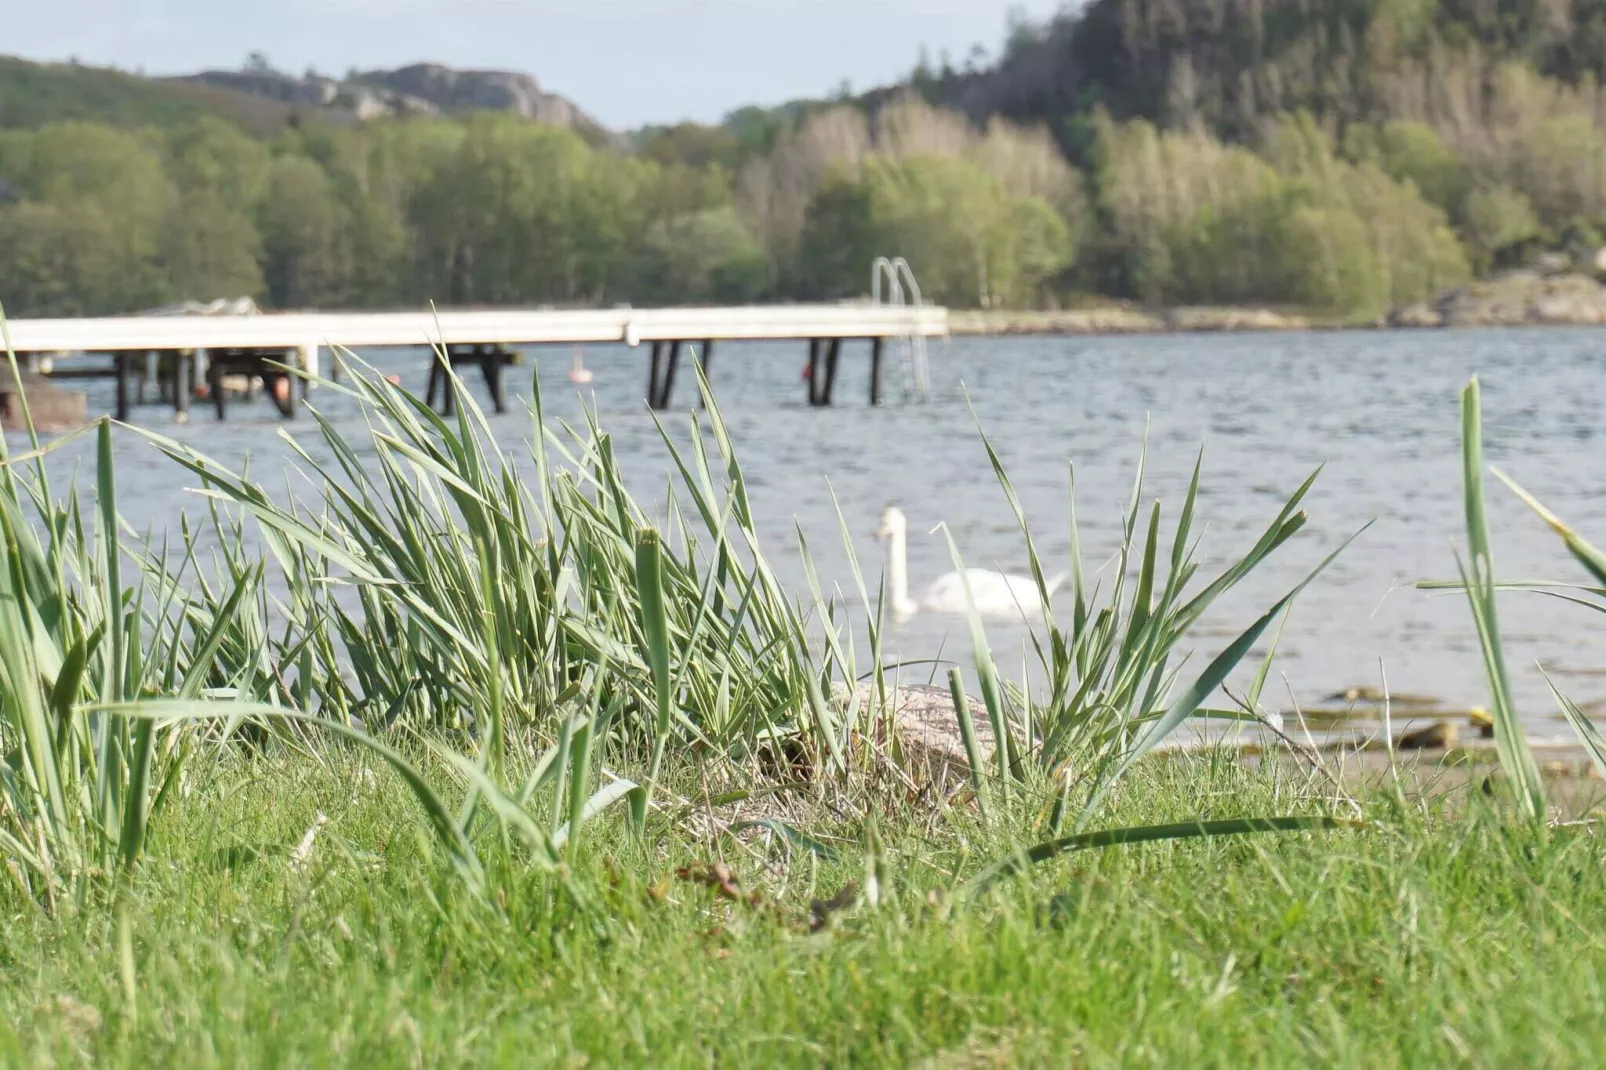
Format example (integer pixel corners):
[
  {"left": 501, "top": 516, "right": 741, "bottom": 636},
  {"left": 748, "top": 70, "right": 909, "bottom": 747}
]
[
  {"left": 1, "top": 338, "right": 1360, "bottom": 909},
  {"left": 943, "top": 423, "right": 1361, "bottom": 845}
]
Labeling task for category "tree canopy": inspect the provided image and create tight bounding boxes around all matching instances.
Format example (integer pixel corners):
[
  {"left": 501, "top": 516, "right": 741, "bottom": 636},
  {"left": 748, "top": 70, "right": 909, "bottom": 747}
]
[{"left": 5, "top": 5, "right": 1606, "bottom": 321}]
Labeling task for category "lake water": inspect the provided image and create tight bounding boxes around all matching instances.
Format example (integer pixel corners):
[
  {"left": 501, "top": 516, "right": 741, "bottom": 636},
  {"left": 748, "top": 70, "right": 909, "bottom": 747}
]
[{"left": 27, "top": 327, "right": 1606, "bottom": 740}]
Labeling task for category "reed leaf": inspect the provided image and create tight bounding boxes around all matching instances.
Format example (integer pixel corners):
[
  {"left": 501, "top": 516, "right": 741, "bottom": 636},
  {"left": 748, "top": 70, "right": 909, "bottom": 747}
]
[
  {"left": 964, "top": 816, "right": 1360, "bottom": 893},
  {"left": 1458, "top": 378, "right": 1546, "bottom": 824}
]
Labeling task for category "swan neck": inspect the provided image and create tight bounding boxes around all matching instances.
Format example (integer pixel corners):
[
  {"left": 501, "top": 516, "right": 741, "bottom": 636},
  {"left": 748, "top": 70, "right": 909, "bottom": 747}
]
[{"left": 886, "top": 527, "right": 915, "bottom": 615}]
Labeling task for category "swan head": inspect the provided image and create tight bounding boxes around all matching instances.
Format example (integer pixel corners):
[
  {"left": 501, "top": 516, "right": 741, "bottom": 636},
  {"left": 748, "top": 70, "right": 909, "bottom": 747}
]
[{"left": 874, "top": 505, "right": 907, "bottom": 541}]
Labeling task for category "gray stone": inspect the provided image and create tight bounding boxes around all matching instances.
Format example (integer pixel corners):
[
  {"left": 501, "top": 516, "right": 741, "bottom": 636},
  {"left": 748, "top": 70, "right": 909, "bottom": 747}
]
[
  {"left": 180, "top": 63, "right": 617, "bottom": 145},
  {"left": 1406, "top": 271, "right": 1606, "bottom": 328},
  {"left": 1389, "top": 301, "right": 1443, "bottom": 328},
  {"left": 0, "top": 367, "right": 87, "bottom": 432}
]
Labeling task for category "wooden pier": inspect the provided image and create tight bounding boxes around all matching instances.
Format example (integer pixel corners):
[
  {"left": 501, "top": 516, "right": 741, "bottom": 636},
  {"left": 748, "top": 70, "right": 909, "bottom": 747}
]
[{"left": 0, "top": 304, "right": 948, "bottom": 421}]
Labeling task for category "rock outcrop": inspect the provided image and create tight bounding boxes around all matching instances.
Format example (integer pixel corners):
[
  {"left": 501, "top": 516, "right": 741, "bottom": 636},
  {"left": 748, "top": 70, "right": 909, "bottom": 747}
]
[
  {"left": 180, "top": 64, "right": 615, "bottom": 144},
  {"left": 1390, "top": 271, "right": 1606, "bottom": 328},
  {"left": 0, "top": 366, "right": 87, "bottom": 432},
  {"left": 351, "top": 65, "right": 604, "bottom": 134}
]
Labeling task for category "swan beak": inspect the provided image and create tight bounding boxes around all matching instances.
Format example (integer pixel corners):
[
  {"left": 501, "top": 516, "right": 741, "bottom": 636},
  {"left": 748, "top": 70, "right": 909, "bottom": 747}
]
[{"left": 873, "top": 526, "right": 889, "bottom": 540}]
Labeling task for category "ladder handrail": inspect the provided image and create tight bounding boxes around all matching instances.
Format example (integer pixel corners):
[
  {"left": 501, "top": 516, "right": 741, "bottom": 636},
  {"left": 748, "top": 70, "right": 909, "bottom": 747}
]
[
  {"left": 869, "top": 256, "right": 930, "bottom": 403},
  {"left": 871, "top": 257, "right": 903, "bottom": 307},
  {"left": 892, "top": 258, "right": 922, "bottom": 310}
]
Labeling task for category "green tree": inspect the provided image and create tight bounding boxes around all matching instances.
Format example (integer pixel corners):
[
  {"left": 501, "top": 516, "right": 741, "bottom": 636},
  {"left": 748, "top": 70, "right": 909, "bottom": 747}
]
[
  {"left": 0, "top": 201, "right": 122, "bottom": 316},
  {"left": 795, "top": 172, "right": 880, "bottom": 299},
  {"left": 165, "top": 116, "right": 270, "bottom": 212},
  {"left": 257, "top": 154, "right": 354, "bottom": 308},
  {"left": 158, "top": 189, "right": 264, "bottom": 302},
  {"left": 1344, "top": 120, "right": 1470, "bottom": 217},
  {"left": 1278, "top": 201, "right": 1387, "bottom": 313},
  {"left": 17, "top": 121, "right": 174, "bottom": 309},
  {"left": 863, "top": 155, "right": 1002, "bottom": 306},
  {"left": 640, "top": 123, "right": 742, "bottom": 170},
  {"left": 862, "top": 155, "right": 1072, "bottom": 307},
  {"left": 639, "top": 206, "right": 767, "bottom": 304},
  {"left": 1462, "top": 185, "right": 1542, "bottom": 272}
]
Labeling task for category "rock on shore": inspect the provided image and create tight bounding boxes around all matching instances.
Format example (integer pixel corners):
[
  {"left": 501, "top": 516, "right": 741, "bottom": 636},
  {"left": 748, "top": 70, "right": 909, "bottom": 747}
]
[
  {"left": 0, "top": 367, "right": 87, "bottom": 432},
  {"left": 1391, "top": 271, "right": 1606, "bottom": 328},
  {"left": 948, "top": 306, "right": 1308, "bottom": 335}
]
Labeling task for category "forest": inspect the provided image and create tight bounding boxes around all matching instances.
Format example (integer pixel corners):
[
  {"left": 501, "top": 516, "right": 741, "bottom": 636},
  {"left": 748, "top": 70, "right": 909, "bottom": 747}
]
[{"left": 2, "top": 0, "right": 1605, "bottom": 318}]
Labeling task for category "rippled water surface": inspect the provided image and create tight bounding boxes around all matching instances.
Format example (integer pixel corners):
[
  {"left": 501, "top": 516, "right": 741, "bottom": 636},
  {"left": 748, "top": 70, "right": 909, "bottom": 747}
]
[{"left": 29, "top": 327, "right": 1606, "bottom": 738}]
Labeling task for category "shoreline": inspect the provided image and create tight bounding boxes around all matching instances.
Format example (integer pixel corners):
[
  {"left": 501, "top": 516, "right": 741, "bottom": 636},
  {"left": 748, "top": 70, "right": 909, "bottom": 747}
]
[
  {"left": 948, "top": 306, "right": 1318, "bottom": 336},
  {"left": 952, "top": 270, "right": 1606, "bottom": 336}
]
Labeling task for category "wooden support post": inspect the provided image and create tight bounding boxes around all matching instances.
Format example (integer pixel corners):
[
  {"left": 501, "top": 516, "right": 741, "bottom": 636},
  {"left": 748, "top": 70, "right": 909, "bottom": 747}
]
[
  {"left": 697, "top": 339, "right": 714, "bottom": 408},
  {"left": 647, "top": 340, "right": 664, "bottom": 408},
  {"left": 263, "top": 369, "right": 295, "bottom": 419},
  {"left": 173, "top": 352, "right": 190, "bottom": 421},
  {"left": 140, "top": 350, "right": 156, "bottom": 406},
  {"left": 481, "top": 346, "right": 507, "bottom": 414},
  {"left": 209, "top": 356, "right": 227, "bottom": 421},
  {"left": 821, "top": 338, "right": 842, "bottom": 406},
  {"left": 425, "top": 353, "right": 441, "bottom": 410},
  {"left": 806, "top": 338, "right": 822, "bottom": 406},
  {"left": 115, "top": 352, "right": 131, "bottom": 421},
  {"left": 869, "top": 336, "right": 885, "bottom": 407},
  {"left": 442, "top": 347, "right": 459, "bottom": 418},
  {"left": 296, "top": 343, "right": 318, "bottom": 397},
  {"left": 261, "top": 349, "right": 295, "bottom": 419},
  {"left": 658, "top": 340, "right": 682, "bottom": 410}
]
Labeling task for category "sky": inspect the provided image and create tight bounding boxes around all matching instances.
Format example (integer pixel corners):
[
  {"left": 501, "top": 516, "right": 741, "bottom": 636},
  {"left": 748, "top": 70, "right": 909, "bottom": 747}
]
[{"left": 9, "top": 0, "right": 1067, "bottom": 129}]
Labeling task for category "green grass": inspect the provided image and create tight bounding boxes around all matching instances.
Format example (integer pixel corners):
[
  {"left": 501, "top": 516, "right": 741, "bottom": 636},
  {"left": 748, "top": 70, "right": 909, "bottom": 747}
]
[
  {"left": 3, "top": 753, "right": 1604, "bottom": 1068},
  {"left": 4, "top": 346, "right": 1606, "bottom": 1066}
]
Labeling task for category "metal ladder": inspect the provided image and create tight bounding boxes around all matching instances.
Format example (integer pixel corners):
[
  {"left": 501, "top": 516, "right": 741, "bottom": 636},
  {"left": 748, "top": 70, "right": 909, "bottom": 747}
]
[{"left": 871, "top": 257, "right": 931, "bottom": 402}]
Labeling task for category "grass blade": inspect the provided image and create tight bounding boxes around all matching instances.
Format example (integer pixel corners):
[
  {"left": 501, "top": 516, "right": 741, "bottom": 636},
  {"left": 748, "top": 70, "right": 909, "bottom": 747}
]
[
  {"left": 964, "top": 816, "right": 1359, "bottom": 893},
  {"left": 1459, "top": 378, "right": 1546, "bottom": 824},
  {"left": 1541, "top": 668, "right": 1606, "bottom": 784},
  {"left": 947, "top": 667, "right": 990, "bottom": 813}
]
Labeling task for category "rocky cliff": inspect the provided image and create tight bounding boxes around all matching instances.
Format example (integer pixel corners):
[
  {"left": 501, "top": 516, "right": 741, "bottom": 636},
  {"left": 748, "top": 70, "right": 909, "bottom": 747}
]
[{"left": 179, "top": 63, "right": 615, "bottom": 143}]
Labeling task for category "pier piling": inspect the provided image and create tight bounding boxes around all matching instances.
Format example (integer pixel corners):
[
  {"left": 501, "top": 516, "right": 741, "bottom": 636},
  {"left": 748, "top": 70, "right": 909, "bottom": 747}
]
[
  {"left": 114, "top": 353, "right": 131, "bottom": 421},
  {"left": 208, "top": 357, "right": 226, "bottom": 420},
  {"left": 806, "top": 338, "right": 822, "bottom": 406},
  {"left": 647, "top": 341, "right": 664, "bottom": 409},
  {"left": 660, "top": 340, "right": 682, "bottom": 410},
  {"left": 821, "top": 338, "right": 842, "bottom": 406},
  {"left": 869, "top": 337, "right": 884, "bottom": 406},
  {"left": 426, "top": 344, "right": 513, "bottom": 416},
  {"left": 173, "top": 352, "right": 190, "bottom": 420},
  {"left": 479, "top": 345, "right": 507, "bottom": 414}
]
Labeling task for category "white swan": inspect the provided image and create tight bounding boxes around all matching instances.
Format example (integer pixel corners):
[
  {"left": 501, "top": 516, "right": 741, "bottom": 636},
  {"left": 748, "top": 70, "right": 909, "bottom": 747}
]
[
  {"left": 875, "top": 505, "right": 1062, "bottom": 619},
  {"left": 568, "top": 346, "right": 594, "bottom": 384}
]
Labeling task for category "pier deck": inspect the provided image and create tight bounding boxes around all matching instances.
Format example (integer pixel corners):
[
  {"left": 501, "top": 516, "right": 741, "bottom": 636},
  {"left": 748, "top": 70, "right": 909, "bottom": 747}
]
[{"left": 0, "top": 303, "right": 948, "bottom": 419}]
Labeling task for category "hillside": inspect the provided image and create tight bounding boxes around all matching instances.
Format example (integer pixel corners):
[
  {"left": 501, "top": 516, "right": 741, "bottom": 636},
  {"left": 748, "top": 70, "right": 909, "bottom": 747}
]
[
  {"left": 0, "top": 55, "right": 614, "bottom": 146},
  {"left": 0, "top": 55, "right": 347, "bottom": 136},
  {"left": 921, "top": 0, "right": 1606, "bottom": 144}
]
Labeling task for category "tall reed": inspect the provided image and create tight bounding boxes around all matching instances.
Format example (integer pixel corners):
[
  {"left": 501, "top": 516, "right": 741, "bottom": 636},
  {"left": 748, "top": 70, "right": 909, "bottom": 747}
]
[{"left": 1440, "top": 376, "right": 1606, "bottom": 808}]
